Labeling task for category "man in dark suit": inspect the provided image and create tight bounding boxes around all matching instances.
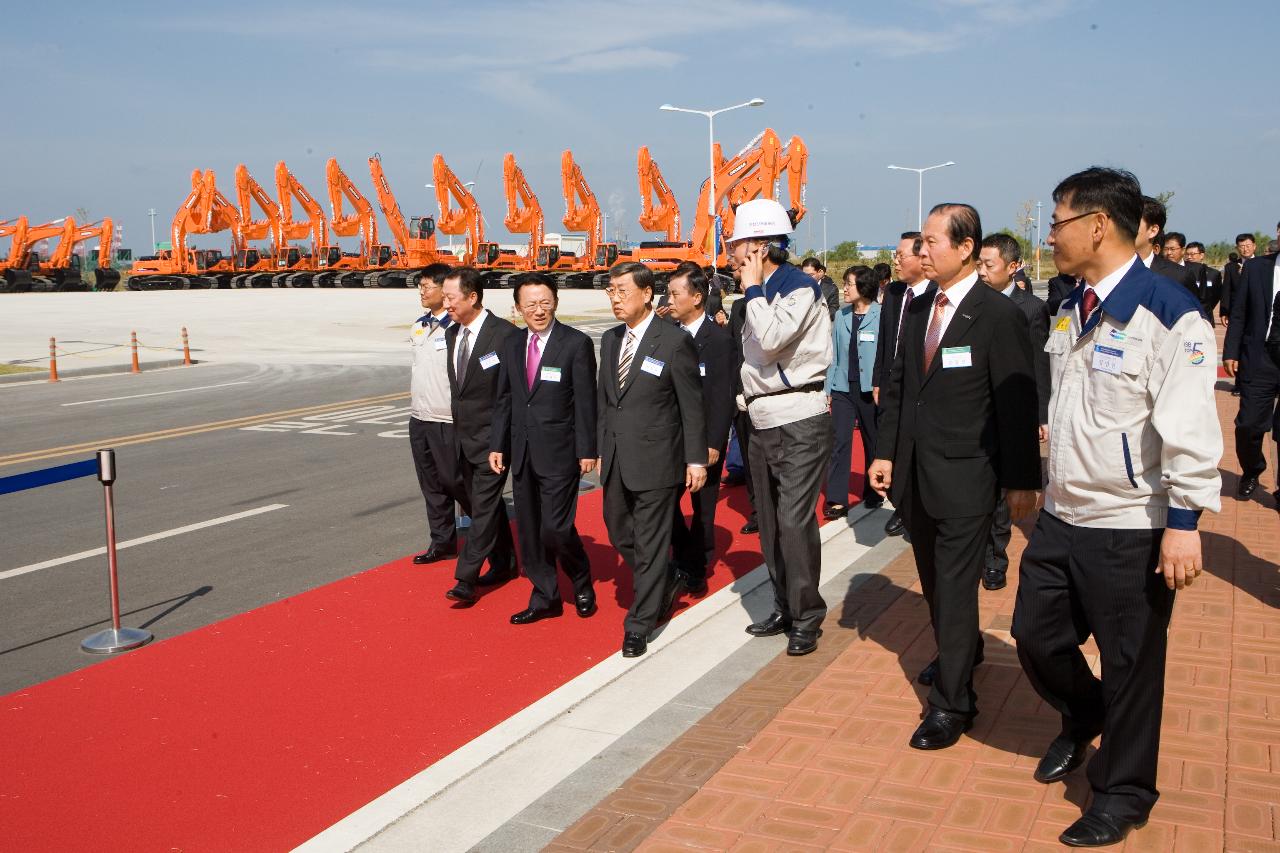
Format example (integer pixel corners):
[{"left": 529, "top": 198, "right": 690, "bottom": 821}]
[
  {"left": 977, "top": 233, "right": 1051, "bottom": 592},
  {"left": 1222, "top": 234, "right": 1257, "bottom": 327},
  {"left": 1046, "top": 271, "right": 1080, "bottom": 314},
  {"left": 1184, "top": 242, "right": 1222, "bottom": 321},
  {"left": 868, "top": 203, "right": 1041, "bottom": 751},
  {"left": 664, "top": 263, "right": 735, "bottom": 596},
  {"left": 801, "top": 257, "right": 841, "bottom": 320},
  {"left": 598, "top": 262, "right": 708, "bottom": 658},
  {"left": 489, "top": 273, "right": 598, "bottom": 624},
  {"left": 1160, "top": 232, "right": 1203, "bottom": 303},
  {"left": 1224, "top": 249, "right": 1280, "bottom": 505},
  {"left": 873, "top": 231, "right": 928, "bottom": 538},
  {"left": 727, "top": 275, "right": 760, "bottom": 534},
  {"left": 441, "top": 266, "right": 519, "bottom": 606},
  {"left": 1136, "top": 198, "right": 1197, "bottom": 294}
]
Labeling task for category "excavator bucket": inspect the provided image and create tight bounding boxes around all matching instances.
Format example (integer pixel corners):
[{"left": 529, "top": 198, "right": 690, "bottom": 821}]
[
  {"left": 53, "top": 268, "right": 87, "bottom": 291},
  {"left": 93, "top": 267, "right": 122, "bottom": 291},
  {"left": 3, "top": 267, "right": 34, "bottom": 293}
]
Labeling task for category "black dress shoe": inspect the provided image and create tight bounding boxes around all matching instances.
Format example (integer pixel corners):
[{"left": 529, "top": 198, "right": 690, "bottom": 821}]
[
  {"left": 510, "top": 603, "right": 563, "bottom": 625},
  {"left": 621, "top": 632, "right": 647, "bottom": 658},
  {"left": 1238, "top": 475, "right": 1260, "bottom": 499},
  {"left": 862, "top": 495, "right": 884, "bottom": 510},
  {"left": 909, "top": 707, "right": 973, "bottom": 750},
  {"left": 445, "top": 582, "right": 477, "bottom": 606},
  {"left": 684, "top": 575, "right": 709, "bottom": 596},
  {"left": 412, "top": 544, "right": 457, "bottom": 564},
  {"left": 1059, "top": 811, "right": 1147, "bottom": 847},
  {"left": 476, "top": 552, "right": 518, "bottom": 586},
  {"left": 661, "top": 573, "right": 687, "bottom": 622},
  {"left": 884, "top": 511, "right": 905, "bottom": 537},
  {"left": 787, "top": 628, "right": 822, "bottom": 656},
  {"left": 917, "top": 646, "right": 984, "bottom": 686},
  {"left": 982, "top": 566, "right": 1007, "bottom": 590},
  {"left": 822, "top": 503, "right": 849, "bottom": 520},
  {"left": 745, "top": 612, "right": 792, "bottom": 637},
  {"left": 740, "top": 518, "right": 759, "bottom": 534},
  {"left": 1034, "top": 733, "right": 1097, "bottom": 783},
  {"left": 574, "top": 592, "right": 597, "bottom": 618}
]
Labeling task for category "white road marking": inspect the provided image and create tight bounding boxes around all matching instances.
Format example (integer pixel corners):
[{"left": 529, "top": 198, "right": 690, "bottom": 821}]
[
  {"left": 0, "top": 503, "right": 288, "bottom": 581},
  {"left": 61, "top": 381, "right": 252, "bottom": 407}
]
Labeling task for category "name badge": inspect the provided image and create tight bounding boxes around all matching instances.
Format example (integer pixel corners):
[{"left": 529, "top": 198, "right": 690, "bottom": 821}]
[
  {"left": 1092, "top": 344, "right": 1123, "bottom": 374},
  {"left": 640, "top": 356, "right": 665, "bottom": 377},
  {"left": 540, "top": 366, "right": 562, "bottom": 382},
  {"left": 858, "top": 331, "right": 876, "bottom": 342},
  {"left": 434, "top": 338, "right": 447, "bottom": 351},
  {"left": 698, "top": 362, "right": 706, "bottom": 377},
  {"left": 941, "top": 346, "right": 972, "bottom": 368},
  {"left": 479, "top": 351, "right": 500, "bottom": 370}
]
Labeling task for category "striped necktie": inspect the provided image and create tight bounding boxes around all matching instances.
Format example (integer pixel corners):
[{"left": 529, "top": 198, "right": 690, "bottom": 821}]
[
  {"left": 618, "top": 330, "right": 636, "bottom": 390},
  {"left": 922, "top": 292, "right": 949, "bottom": 372}
]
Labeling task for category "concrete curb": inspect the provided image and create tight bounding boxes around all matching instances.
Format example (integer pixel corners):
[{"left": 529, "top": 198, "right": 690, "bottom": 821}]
[{"left": 0, "top": 359, "right": 196, "bottom": 385}]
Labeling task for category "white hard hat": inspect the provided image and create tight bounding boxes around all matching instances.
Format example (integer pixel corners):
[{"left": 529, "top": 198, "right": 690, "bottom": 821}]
[{"left": 726, "top": 198, "right": 793, "bottom": 243}]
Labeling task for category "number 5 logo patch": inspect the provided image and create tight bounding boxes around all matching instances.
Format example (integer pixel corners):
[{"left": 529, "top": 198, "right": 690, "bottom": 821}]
[{"left": 1183, "top": 341, "right": 1205, "bottom": 365}]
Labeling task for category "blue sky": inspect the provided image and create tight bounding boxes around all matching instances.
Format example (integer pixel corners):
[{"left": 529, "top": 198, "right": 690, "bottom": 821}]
[{"left": 3, "top": 0, "right": 1277, "bottom": 256}]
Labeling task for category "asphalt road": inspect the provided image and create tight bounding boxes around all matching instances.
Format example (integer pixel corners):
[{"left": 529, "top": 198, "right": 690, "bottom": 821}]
[{"left": 0, "top": 337, "right": 609, "bottom": 695}]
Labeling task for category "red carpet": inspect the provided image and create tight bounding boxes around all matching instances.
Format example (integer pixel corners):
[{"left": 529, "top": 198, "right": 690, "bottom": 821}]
[{"left": 1, "top": 439, "right": 868, "bottom": 852}]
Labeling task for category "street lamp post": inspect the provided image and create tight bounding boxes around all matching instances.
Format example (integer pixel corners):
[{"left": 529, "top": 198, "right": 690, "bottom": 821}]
[
  {"left": 1035, "top": 201, "right": 1043, "bottom": 280},
  {"left": 425, "top": 181, "right": 475, "bottom": 252},
  {"left": 147, "top": 208, "right": 157, "bottom": 253},
  {"left": 821, "top": 206, "right": 829, "bottom": 264},
  {"left": 659, "top": 98, "right": 765, "bottom": 271},
  {"left": 886, "top": 161, "right": 956, "bottom": 229}
]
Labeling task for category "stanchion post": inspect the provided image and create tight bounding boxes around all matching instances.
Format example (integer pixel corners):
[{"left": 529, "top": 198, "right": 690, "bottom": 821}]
[
  {"left": 130, "top": 331, "right": 141, "bottom": 373},
  {"left": 81, "top": 449, "right": 154, "bottom": 655},
  {"left": 48, "top": 337, "right": 59, "bottom": 383},
  {"left": 181, "top": 326, "right": 192, "bottom": 365}
]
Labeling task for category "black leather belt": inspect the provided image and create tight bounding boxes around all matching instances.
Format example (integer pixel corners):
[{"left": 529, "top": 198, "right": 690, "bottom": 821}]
[{"left": 745, "top": 382, "right": 824, "bottom": 406}]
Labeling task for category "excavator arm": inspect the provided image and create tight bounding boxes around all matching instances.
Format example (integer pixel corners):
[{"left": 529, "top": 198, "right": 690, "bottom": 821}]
[
  {"left": 21, "top": 218, "right": 76, "bottom": 268},
  {"left": 561, "top": 149, "right": 603, "bottom": 263},
  {"left": 275, "top": 161, "right": 328, "bottom": 253},
  {"left": 235, "top": 164, "right": 282, "bottom": 249},
  {"left": 688, "top": 128, "right": 781, "bottom": 257},
  {"left": 782, "top": 135, "right": 808, "bottom": 224},
  {"left": 327, "top": 157, "right": 379, "bottom": 253},
  {"left": 637, "top": 147, "right": 681, "bottom": 242},
  {"left": 502, "top": 153, "right": 544, "bottom": 262},
  {"left": 433, "top": 154, "right": 485, "bottom": 265},
  {"left": 0, "top": 216, "right": 29, "bottom": 269}
]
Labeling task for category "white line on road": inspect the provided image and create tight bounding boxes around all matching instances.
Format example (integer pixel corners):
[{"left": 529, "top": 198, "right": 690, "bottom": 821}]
[
  {"left": 0, "top": 503, "right": 288, "bottom": 581},
  {"left": 61, "top": 381, "right": 252, "bottom": 407}
]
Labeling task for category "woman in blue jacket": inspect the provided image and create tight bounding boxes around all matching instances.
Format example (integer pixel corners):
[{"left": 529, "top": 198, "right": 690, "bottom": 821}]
[{"left": 823, "top": 266, "right": 882, "bottom": 518}]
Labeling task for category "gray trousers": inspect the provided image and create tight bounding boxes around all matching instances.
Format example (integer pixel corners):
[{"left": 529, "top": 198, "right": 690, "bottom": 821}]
[{"left": 748, "top": 411, "right": 832, "bottom": 633}]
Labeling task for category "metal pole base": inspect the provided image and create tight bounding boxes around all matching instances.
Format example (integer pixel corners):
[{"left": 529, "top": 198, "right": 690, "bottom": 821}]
[{"left": 81, "top": 627, "right": 153, "bottom": 655}]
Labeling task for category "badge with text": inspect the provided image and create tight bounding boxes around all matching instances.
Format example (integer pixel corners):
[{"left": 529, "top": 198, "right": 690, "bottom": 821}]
[
  {"left": 540, "top": 366, "right": 562, "bottom": 382},
  {"left": 479, "top": 351, "right": 500, "bottom": 370},
  {"left": 858, "top": 331, "right": 876, "bottom": 342},
  {"left": 1183, "top": 341, "right": 1206, "bottom": 365},
  {"left": 941, "top": 346, "right": 972, "bottom": 368},
  {"left": 1092, "top": 344, "right": 1123, "bottom": 374},
  {"left": 698, "top": 362, "right": 706, "bottom": 377},
  {"left": 434, "top": 338, "right": 447, "bottom": 351},
  {"left": 640, "top": 356, "right": 665, "bottom": 377}
]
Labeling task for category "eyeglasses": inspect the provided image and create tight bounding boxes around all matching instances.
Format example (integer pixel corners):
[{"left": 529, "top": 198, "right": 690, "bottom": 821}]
[
  {"left": 1048, "top": 210, "right": 1105, "bottom": 235},
  {"left": 604, "top": 287, "right": 636, "bottom": 299},
  {"left": 520, "top": 300, "right": 555, "bottom": 311},
  {"left": 418, "top": 282, "right": 441, "bottom": 291}
]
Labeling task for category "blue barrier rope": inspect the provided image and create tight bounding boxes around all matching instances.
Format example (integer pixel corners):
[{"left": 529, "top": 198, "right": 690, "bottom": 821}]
[{"left": 0, "top": 459, "right": 98, "bottom": 496}]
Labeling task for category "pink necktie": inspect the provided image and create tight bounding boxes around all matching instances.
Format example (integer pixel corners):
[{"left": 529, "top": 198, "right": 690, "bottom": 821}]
[
  {"left": 923, "top": 292, "right": 949, "bottom": 372},
  {"left": 526, "top": 334, "right": 541, "bottom": 389}
]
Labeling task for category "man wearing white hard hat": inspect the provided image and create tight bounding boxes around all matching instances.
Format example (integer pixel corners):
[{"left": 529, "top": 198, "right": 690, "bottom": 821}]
[{"left": 730, "top": 198, "right": 834, "bottom": 656}]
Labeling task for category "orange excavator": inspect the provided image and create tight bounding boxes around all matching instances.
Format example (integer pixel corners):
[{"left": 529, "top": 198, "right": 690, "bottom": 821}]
[
  {"left": 433, "top": 154, "right": 499, "bottom": 267},
  {"left": 719, "top": 132, "right": 807, "bottom": 243},
  {"left": 637, "top": 147, "right": 681, "bottom": 243},
  {"left": 368, "top": 153, "right": 455, "bottom": 288},
  {"left": 231, "top": 163, "right": 283, "bottom": 289},
  {"left": 129, "top": 169, "right": 243, "bottom": 290},
  {"left": 322, "top": 157, "right": 396, "bottom": 287},
  {"left": 486, "top": 152, "right": 543, "bottom": 285},
  {"left": 33, "top": 217, "right": 120, "bottom": 291},
  {"left": 0, "top": 216, "right": 33, "bottom": 291},
  {"left": 559, "top": 149, "right": 620, "bottom": 288},
  {"left": 272, "top": 161, "right": 327, "bottom": 287}
]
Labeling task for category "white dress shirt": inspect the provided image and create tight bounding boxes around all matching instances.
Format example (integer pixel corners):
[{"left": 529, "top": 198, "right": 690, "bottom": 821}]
[
  {"left": 1084, "top": 255, "right": 1139, "bottom": 304},
  {"left": 681, "top": 312, "right": 706, "bottom": 338},
  {"left": 456, "top": 309, "right": 489, "bottom": 375},
  {"left": 527, "top": 319, "right": 554, "bottom": 350},
  {"left": 931, "top": 270, "right": 979, "bottom": 340},
  {"left": 1270, "top": 262, "right": 1280, "bottom": 340}
]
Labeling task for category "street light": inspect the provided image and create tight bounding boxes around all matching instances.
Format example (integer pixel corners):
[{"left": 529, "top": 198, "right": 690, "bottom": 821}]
[
  {"left": 886, "top": 161, "right": 956, "bottom": 229},
  {"left": 659, "top": 97, "right": 765, "bottom": 271},
  {"left": 821, "top": 206, "right": 829, "bottom": 264},
  {"left": 147, "top": 208, "right": 157, "bottom": 253},
  {"left": 425, "top": 181, "right": 476, "bottom": 252}
]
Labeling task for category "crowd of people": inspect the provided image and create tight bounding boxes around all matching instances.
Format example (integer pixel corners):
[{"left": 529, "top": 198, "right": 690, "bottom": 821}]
[{"left": 404, "top": 165, "right": 1277, "bottom": 847}]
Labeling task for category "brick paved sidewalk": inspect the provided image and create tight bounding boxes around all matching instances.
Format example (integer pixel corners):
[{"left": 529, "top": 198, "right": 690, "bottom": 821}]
[{"left": 547, "top": 383, "right": 1279, "bottom": 852}]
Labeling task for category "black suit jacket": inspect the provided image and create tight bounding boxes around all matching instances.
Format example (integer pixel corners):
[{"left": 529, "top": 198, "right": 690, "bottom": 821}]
[
  {"left": 1222, "top": 258, "right": 1247, "bottom": 318},
  {"left": 598, "top": 313, "right": 707, "bottom": 491},
  {"left": 729, "top": 295, "right": 749, "bottom": 395},
  {"left": 688, "top": 316, "right": 735, "bottom": 454},
  {"left": 873, "top": 280, "right": 912, "bottom": 390},
  {"left": 1151, "top": 254, "right": 1198, "bottom": 297},
  {"left": 819, "top": 276, "right": 840, "bottom": 320},
  {"left": 490, "top": 322, "right": 597, "bottom": 477},
  {"left": 1046, "top": 273, "right": 1078, "bottom": 315},
  {"left": 1188, "top": 261, "right": 1222, "bottom": 319},
  {"left": 1224, "top": 253, "right": 1280, "bottom": 374},
  {"left": 446, "top": 311, "right": 519, "bottom": 464},
  {"left": 1008, "top": 286, "right": 1052, "bottom": 424},
  {"left": 876, "top": 279, "right": 1041, "bottom": 519}
]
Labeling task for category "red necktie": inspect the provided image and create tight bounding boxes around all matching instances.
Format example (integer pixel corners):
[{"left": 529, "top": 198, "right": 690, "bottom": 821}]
[
  {"left": 526, "top": 334, "right": 541, "bottom": 389},
  {"left": 922, "top": 292, "right": 949, "bottom": 372},
  {"left": 1079, "top": 286, "right": 1099, "bottom": 327}
]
